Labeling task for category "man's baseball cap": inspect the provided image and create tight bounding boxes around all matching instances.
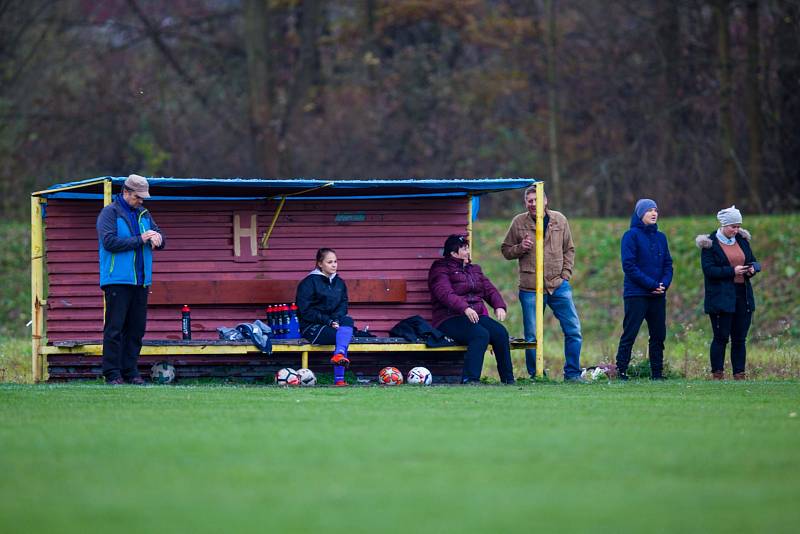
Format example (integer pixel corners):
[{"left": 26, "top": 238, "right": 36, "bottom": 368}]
[{"left": 124, "top": 174, "right": 150, "bottom": 198}]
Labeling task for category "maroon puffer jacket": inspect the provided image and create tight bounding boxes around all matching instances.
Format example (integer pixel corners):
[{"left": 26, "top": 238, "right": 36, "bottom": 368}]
[{"left": 428, "top": 257, "right": 507, "bottom": 327}]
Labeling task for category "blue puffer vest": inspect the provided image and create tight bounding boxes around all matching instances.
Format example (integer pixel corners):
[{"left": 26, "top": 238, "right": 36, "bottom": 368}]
[{"left": 97, "top": 197, "right": 156, "bottom": 287}]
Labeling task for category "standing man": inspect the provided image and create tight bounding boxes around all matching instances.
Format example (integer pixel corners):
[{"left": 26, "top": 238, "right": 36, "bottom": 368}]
[
  {"left": 96, "top": 174, "right": 165, "bottom": 385},
  {"left": 614, "top": 199, "right": 673, "bottom": 380},
  {"left": 501, "top": 186, "right": 583, "bottom": 381}
]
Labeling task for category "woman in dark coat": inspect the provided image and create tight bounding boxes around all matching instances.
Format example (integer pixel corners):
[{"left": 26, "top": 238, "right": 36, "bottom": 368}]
[
  {"left": 696, "top": 206, "right": 759, "bottom": 380},
  {"left": 428, "top": 234, "right": 514, "bottom": 384},
  {"left": 295, "top": 248, "right": 354, "bottom": 386}
]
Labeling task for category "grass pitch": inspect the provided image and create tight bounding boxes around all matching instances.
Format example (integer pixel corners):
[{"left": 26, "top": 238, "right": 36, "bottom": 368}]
[{"left": 1, "top": 381, "right": 798, "bottom": 533}]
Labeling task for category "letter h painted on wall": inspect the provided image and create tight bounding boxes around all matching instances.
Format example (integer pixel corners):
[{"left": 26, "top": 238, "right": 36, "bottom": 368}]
[{"left": 233, "top": 211, "right": 258, "bottom": 262}]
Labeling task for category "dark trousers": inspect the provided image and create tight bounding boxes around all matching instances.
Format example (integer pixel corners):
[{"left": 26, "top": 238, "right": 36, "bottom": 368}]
[
  {"left": 102, "top": 284, "right": 149, "bottom": 380},
  {"left": 709, "top": 284, "right": 752, "bottom": 375},
  {"left": 302, "top": 316, "right": 354, "bottom": 344},
  {"left": 615, "top": 296, "right": 666, "bottom": 378},
  {"left": 438, "top": 315, "right": 514, "bottom": 383}
]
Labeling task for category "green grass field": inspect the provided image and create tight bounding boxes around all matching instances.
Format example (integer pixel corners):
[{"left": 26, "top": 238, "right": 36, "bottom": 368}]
[{"left": 1, "top": 382, "right": 798, "bottom": 533}]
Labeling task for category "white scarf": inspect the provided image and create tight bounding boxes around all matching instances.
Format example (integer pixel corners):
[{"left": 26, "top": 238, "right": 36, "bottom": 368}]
[{"left": 716, "top": 228, "right": 735, "bottom": 246}]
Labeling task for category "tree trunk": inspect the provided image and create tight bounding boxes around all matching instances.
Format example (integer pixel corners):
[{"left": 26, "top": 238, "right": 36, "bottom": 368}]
[
  {"left": 714, "top": 0, "right": 736, "bottom": 206},
  {"left": 657, "top": 0, "right": 681, "bottom": 209},
  {"left": 244, "top": 0, "right": 279, "bottom": 177},
  {"left": 775, "top": 0, "right": 800, "bottom": 208},
  {"left": 278, "top": 0, "right": 325, "bottom": 175},
  {"left": 744, "top": 0, "right": 764, "bottom": 211},
  {"left": 545, "top": 0, "right": 561, "bottom": 203}
]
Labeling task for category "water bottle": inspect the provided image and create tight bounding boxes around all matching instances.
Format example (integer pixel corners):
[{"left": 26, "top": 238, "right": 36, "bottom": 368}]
[
  {"left": 181, "top": 304, "right": 191, "bottom": 340},
  {"left": 288, "top": 303, "right": 300, "bottom": 339},
  {"left": 266, "top": 305, "right": 275, "bottom": 332}
]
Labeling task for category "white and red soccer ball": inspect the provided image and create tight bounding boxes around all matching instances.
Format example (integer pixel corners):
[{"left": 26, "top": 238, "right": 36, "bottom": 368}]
[
  {"left": 297, "top": 368, "right": 317, "bottom": 387},
  {"left": 406, "top": 366, "right": 432, "bottom": 385},
  {"left": 275, "top": 367, "right": 301, "bottom": 386},
  {"left": 378, "top": 366, "right": 403, "bottom": 385}
]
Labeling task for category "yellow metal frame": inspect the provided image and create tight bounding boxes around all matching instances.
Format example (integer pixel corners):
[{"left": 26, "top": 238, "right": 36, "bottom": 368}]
[
  {"left": 260, "top": 182, "right": 334, "bottom": 248},
  {"left": 535, "top": 182, "right": 544, "bottom": 378},
  {"left": 32, "top": 179, "right": 539, "bottom": 381},
  {"left": 30, "top": 197, "right": 46, "bottom": 382}
]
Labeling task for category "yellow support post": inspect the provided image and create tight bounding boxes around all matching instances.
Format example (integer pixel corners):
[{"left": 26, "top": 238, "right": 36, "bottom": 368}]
[
  {"left": 301, "top": 350, "right": 309, "bottom": 370},
  {"left": 261, "top": 196, "right": 287, "bottom": 249},
  {"left": 535, "top": 182, "right": 545, "bottom": 378},
  {"left": 30, "top": 196, "right": 45, "bottom": 382},
  {"left": 103, "top": 179, "right": 112, "bottom": 206}
]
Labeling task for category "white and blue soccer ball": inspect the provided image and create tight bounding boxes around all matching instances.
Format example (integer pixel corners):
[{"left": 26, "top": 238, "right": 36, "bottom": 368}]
[
  {"left": 150, "top": 361, "right": 176, "bottom": 384},
  {"left": 297, "top": 368, "right": 317, "bottom": 387},
  {"left": 406, "top": 366, "right": 433, "bottom": 385},
  {"left": 275, "top": 367, "right": 301, "bottom": 386}
]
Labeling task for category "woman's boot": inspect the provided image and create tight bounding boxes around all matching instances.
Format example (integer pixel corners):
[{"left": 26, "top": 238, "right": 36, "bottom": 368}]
[
  {"left": 712, "top": 371, "right": 724, "bottom": 380},
  {"left": 733, "top": 372, "right": 747, "bottom": 380}
]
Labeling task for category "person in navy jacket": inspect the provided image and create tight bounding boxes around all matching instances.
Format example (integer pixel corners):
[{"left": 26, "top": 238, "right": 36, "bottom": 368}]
[
  {"left": 96, "top": 174, "right": 165, "bottom": 385},
  {"left": 695, "top": 206, "right": 759, "bottom": 380},
  {"left": 614, "top": 199, "right": 673, "bottom": 380}
]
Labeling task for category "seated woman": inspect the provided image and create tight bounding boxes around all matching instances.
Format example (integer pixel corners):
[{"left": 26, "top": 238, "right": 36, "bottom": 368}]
[
  {"left": 428, "top": 234, "right": 515, "bottom": 384},
  {"left": 295, "top": 248, "right": 354, "bottom": 386}
]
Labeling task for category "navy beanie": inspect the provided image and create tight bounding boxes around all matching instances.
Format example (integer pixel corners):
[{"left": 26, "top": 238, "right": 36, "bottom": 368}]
[{"left": 634, "top": 199, "right": 657, "bottom": 219}]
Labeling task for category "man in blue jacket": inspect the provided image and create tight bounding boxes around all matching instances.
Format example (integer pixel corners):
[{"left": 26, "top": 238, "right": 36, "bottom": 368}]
[
  {"left": 614, "top": 198, "right": 673, "bottom": 380},
  {"left": 96, "top": 174, "right": 165, "bottom": 385}
]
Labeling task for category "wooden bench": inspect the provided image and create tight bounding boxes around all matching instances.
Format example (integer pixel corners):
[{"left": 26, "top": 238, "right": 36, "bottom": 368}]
[{"left": 47, "top": 337, "right": 536, "bottom": 370}]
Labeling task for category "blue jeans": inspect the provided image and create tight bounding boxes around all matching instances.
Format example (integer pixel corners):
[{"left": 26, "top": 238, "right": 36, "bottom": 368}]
[{"left": 520, "top": 281, "right": 582, "bottom": 379}]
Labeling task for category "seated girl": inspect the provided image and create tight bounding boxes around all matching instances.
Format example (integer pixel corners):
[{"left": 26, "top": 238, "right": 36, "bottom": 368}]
[{"left": 295, "top": 248, "right": 355, "bottom": 386}]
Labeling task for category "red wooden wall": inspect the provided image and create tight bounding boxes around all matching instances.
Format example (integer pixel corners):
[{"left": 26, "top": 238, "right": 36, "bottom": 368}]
[{"left": 44, "top": 197, "right": 469, "bottom": 342}]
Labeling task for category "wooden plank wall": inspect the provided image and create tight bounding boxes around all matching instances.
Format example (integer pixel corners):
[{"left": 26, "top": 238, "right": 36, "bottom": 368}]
[{"left": 44, "top": 197, "right": 469, "bottom": 342}]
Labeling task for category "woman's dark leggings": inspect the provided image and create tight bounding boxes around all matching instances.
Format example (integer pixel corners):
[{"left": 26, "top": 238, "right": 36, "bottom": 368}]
[
  {"left": 438, "top": 315, "right": 514, "bottom": 383},
  {"left": 615, "top": 296, "right": 666, "bottom": 378},
  {"left": 710, "top": 285, "right": 752, "bottom": 375}
]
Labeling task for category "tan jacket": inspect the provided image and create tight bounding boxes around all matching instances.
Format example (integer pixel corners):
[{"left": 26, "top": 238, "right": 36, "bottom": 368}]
[{"left": 501, "top": 209, "right": 575, "bottom": 293}]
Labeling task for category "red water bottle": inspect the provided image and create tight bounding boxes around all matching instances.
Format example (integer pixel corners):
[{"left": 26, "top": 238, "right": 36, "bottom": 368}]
[{"left": 181, "top": 304, "right": 191, "bottom": 340}]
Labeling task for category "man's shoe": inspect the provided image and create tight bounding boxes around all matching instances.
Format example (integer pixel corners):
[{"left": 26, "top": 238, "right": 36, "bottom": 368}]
[
  {"left": 330, "top": 353, "right": 350, "bottom": 368},
  {"left": 733, "top": 372, "right": 747, "bottom": 381},
  {"left": 564, "top": 376, "right": 587, "bottom": 384},
  {"left": 333, "top": 380, "right": 348, "bottom": 387},
  {"left": 712, "top": 371, "right": 724, "bottom": 380},
  {"left": 617, "top": 371, "right": 629, "bottom": 381},
  {"left": 106, "top": 377, "right": 125, "bottom": 385},
  {"left": 127, "top": 376, "right": 146, "bottom": 385}
]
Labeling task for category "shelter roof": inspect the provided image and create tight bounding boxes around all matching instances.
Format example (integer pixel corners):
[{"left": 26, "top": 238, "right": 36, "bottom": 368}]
[{"left": 33, "top": 177, "right": 536, "bottom": 200}]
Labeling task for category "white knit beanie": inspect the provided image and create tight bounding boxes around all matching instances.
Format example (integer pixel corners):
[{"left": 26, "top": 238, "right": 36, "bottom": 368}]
[{"left": 717, "top": 205, "right": 742, "bottom": 226}]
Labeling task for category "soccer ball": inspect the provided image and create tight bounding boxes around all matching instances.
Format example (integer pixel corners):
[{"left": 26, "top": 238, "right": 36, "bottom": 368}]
[
  {"left": 378, "top": 366, "right": 403, "bottom": 385},
  {"left": 150, "top": 361, "right": 176, "bottom": 384},
  {"left": 275, "top": 367, "right": 301, "bottom": 386},
  {"left": 406, "top": 366, "right": 432, "bottom": 385},
  {"left": 297, "top": 368, "right": 317, "bottom": 387}
]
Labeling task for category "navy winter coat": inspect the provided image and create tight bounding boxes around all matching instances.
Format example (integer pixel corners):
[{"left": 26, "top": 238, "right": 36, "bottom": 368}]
[
  {"left": 696, "top": 230, "right": 757, "bottom": 314},
  {"left": 295, "top": 271, "right": 349, "bottom": 331},
  {"left": 620, "top": 214, "right": 673, "bottom": 298}
]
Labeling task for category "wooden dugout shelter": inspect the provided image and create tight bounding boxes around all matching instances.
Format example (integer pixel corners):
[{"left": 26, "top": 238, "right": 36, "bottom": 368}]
[{"left": 30, "top": 177, "right": 546, "bottom": 382}]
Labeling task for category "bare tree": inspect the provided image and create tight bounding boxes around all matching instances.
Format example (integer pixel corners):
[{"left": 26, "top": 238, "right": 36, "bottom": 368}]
[{"left": 714, "top": 0, "right": 736, "bottom": 206}]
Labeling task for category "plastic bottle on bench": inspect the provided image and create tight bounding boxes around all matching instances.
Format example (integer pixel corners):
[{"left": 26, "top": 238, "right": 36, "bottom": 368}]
[
  {"left": 181, "top": 304, "right": 191, "bottom": 340},
  {"left": 288, "top": 303, "right": 300, "bottom": 339}
]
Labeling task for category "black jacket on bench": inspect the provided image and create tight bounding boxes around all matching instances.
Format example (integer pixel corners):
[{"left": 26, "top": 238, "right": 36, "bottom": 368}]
[{"left": 295, "top": 271, "right": 349, "bottom": 331}]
